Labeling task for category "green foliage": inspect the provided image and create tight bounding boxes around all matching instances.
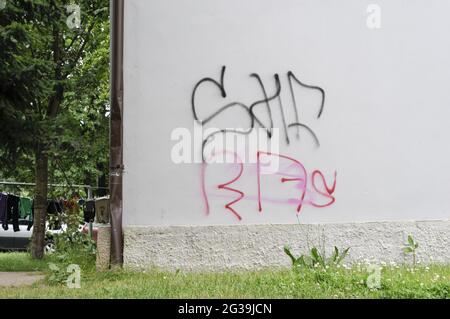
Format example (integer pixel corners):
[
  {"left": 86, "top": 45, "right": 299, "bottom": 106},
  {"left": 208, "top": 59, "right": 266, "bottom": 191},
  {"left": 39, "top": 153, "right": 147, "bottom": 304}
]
[
  {"left": 49, "top": 212, "right": 97, "bottom": 259},
  {"left": 39, "top": 200, "right": 97, "bottom": 284},
  {"left": 47, "top": 262, "right": 69, "bottom": 285},
  {"left": 0, "top": 1, "right": 53, "bottom": 174},
  {"left": 54, "top": 229, "right": 96, "bottom": 258},
  {"left": 46, "top": 210, "right": 96, "bottom": 286},
  {"left": 0, "top": 0, "right": 110, "bottom": 192},
  {"left": 403, "top": 234, "right": 419, "bottom": 267},
  {"left": 284, "top": 245, "right": 350, "bottom": 270}
]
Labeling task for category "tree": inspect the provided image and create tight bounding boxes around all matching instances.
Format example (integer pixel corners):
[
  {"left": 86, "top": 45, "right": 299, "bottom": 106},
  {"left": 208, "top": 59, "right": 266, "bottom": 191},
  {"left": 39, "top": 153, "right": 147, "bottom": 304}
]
[{"left": 0, "top": 0, "right": 109, "bottom": 259}]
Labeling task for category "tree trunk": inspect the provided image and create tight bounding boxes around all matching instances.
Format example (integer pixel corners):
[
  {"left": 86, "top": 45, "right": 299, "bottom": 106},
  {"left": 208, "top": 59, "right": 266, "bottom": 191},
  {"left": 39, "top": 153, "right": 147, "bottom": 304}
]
[
  {"left": 30, "top": 11, "right": 65, "bottom": 259},
  {"left": 31, "top": 147, "right": 48, "bottom": 259},
  {"left": 31, "top": 26, "right": 63, "bottom": 258}
]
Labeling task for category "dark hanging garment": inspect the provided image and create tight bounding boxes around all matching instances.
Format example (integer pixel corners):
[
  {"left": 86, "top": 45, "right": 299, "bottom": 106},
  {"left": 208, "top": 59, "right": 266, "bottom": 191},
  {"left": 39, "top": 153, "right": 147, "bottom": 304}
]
[
  {"left": 27, "top": 200, "right": 34, "bottom": 231},
  {"left": 84, "top": 200, "right": 95, "bottom": 223},
  {"left": 47, "top": 200, "right": 63, "bottom": 214},
  {"left": 6, "top": 195, "right": 20, "bottom": 232},
  {"left": 0, "top": 193, "right": 8, "bottom": 230},
  {"left": 58, "top": 200, "right": 64, "bottom": 213},
  {"left": 78, "top": 198, "right": 86, "bottom": 207},
  {"left": 47, "top": 200, "right": 62, "bottom": 230}
]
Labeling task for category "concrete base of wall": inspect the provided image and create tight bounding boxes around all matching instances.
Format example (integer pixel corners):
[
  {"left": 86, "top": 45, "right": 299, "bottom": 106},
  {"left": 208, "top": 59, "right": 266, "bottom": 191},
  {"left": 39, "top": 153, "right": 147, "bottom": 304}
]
[
  {"left": 123, "top": 220, "right": 450, "bottom": 271},
  {"left": 96, "top": 225, "right": 111, "bottom": 271}
]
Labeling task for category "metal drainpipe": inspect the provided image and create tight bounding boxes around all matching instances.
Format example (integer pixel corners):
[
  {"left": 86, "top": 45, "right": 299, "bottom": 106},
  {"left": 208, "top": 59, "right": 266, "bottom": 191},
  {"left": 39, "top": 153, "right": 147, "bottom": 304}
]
[{"left": 109, "top": 0, "right": 124, "bottom": 266}]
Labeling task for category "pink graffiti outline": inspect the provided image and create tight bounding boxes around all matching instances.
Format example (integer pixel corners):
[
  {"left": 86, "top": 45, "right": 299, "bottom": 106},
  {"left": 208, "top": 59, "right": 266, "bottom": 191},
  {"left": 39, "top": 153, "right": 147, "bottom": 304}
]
[
  {"left": 257, "top": 151, "right": 308, "bottom": 214},
  {"left": 201, "top": 151, "right": 244, "bottom": 220},
  {"left": 310, "top": 170, "right": 337, "bottom": 208}
]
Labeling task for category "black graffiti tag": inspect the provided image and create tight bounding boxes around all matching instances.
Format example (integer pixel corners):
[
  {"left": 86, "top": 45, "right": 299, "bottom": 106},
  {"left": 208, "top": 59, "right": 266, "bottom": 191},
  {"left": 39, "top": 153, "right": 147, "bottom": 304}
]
[{"left": 191, "top": 66, "right": 325, "bottom": 161}]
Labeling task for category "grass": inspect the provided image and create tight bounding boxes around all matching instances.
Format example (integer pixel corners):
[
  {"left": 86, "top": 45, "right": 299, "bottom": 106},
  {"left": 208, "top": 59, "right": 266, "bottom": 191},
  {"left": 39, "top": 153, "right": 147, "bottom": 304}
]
[
  {"left": 0, "top": 252, "right": 49, "bottom": 272},
  {"left": 0, "top": 252, "right": 449, "bottom": 298}
]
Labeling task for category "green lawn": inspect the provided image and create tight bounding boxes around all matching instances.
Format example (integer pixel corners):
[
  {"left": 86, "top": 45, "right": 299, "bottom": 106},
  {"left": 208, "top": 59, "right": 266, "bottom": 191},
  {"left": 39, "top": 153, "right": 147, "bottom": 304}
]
[
  {"left": 0, "top": 252, "right": 449, "bottom": 298},
  {"left": 0, "top": 252, "right": 49, "bottom": 272}
]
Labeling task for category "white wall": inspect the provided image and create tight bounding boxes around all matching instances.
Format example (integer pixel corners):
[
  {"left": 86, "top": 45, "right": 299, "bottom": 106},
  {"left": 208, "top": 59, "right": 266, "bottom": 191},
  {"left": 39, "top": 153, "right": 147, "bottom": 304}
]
[{"left": 123, "top": 0, "right": 450, "bottom": 227}]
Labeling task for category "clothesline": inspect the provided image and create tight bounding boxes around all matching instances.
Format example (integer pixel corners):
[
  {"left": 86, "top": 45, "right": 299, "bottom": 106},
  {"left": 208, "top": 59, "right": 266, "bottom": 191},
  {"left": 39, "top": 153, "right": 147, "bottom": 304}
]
[
  {"left": 0, "top": 181, "right": 108, "bottom": 189},
  {"left": 1, "top": 191, "right": 111, "bottom": 232},
  {"left": 0, "top": 181, "right": 108, "bottom": 200}
]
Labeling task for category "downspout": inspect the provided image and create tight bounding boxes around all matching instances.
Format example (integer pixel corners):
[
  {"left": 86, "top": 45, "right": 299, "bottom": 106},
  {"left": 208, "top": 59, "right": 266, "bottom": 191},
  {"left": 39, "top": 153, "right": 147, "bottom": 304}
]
[{"left": 109, "top": 0, "right": 124, "bottom": 266}]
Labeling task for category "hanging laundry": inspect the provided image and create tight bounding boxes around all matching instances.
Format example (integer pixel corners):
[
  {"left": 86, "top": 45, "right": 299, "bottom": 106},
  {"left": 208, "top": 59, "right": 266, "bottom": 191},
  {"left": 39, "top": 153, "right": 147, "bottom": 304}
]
[
  {"left": 95, "top": 197, "right": 110, "bottom": 224},
  {"left": 47, "top": 199, "right": 63, "bottom": 230},
  {"left": 6, "top": 195, "right": 20, "bottom": 232},
  {"left": 78, "top": 198, "right": 86, "bottom": 207},
  {"left": 47, "top": 200, "right": 63, "bottom": 214},
  {"left": 27, "top": 200, "right": 34, "bottom": 231},
  {"left": 84, "top": 199, "right": 95, "bottom": 223},
  {"left": 58, "top": 199, "right": 65, "bottom": 212},
  {"left": 19, "top": 197, "right": 33, "bottom": 219},
  {"left": 0, "top": 193, "right": 8, "bottom": 230}
]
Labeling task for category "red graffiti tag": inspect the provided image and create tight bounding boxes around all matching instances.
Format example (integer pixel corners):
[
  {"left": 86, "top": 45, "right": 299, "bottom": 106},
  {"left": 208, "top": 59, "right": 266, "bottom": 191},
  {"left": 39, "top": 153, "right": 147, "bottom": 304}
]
[
  {"left": 201, "top": 151, "right": 244, "bottom": 220},
  {"left": 257, "top": 151, "right": 307, "bottom": 214},
  {"left": 201, "top": 151, "right": 336, "bottom": 221},
  {"left": 310, "top": 170, "right": 337, "bottom": 207}
]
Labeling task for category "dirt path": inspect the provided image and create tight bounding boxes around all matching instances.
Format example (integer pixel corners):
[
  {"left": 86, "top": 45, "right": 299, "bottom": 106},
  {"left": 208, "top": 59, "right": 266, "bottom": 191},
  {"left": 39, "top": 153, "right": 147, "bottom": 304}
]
[{"left": 0, "top": 272, "right": 45, "bottom": 287}]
